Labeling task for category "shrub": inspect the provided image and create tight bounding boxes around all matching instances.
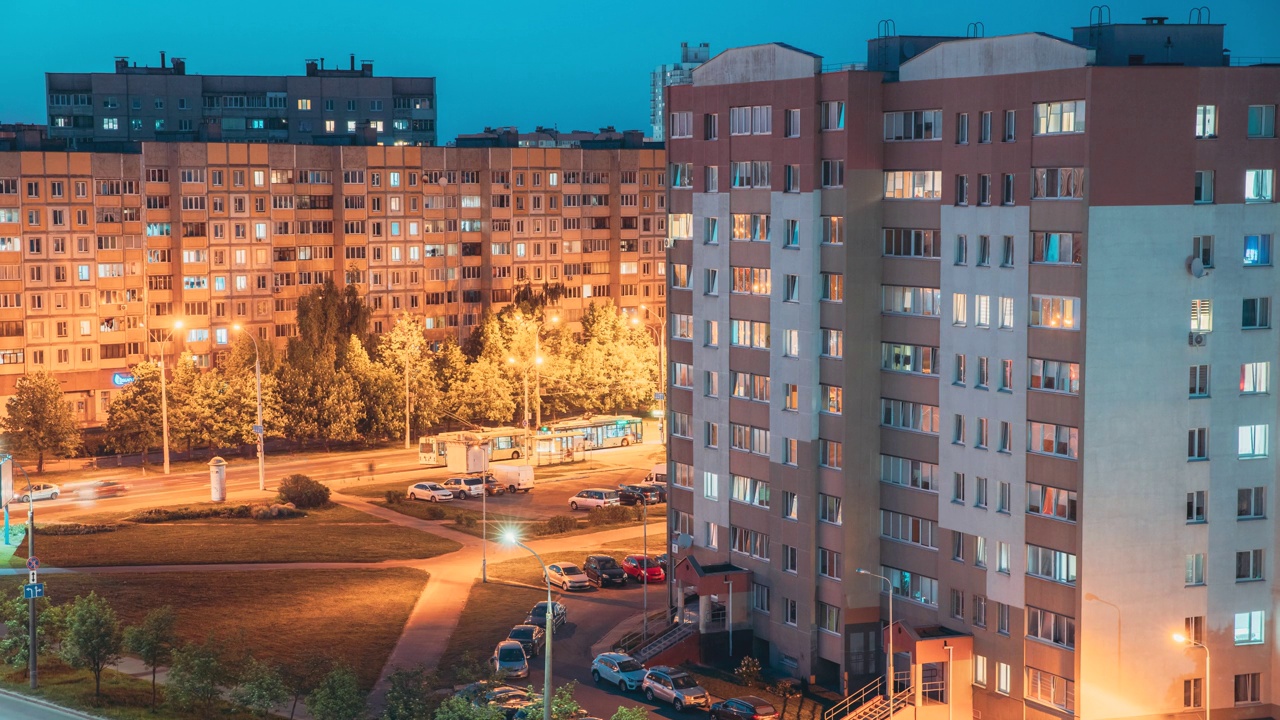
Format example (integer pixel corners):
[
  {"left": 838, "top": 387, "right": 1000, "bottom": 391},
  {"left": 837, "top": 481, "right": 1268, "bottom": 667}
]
[
  {"left": 251, "top": 504, "right": 303, "bottom": 520},
  {"left": 384, "top": 490, "right": 402, "bottom": 505},
  {"left": 422, "top": 505, "right": 447, "bottom": 520},
  {"left": 735, "top": 656, "right": 762, "bottom": 688},
  {"left": 454, "top": 514, "right": 478, "bottom": 529},
  {"left": 542, "top": 515, "right": 578, "bottom": 534},
  {"left": 127, "top": 506, "right": 253, "bottom": 523},
  {"left": 277, "top": 474, "right": 330, "bottom": 509},
  {"left": 38, "top": 523, "right": 118, "bottom": 536},
  {"left": 588, "top": 505, "right": 633, "bottom": 527}
]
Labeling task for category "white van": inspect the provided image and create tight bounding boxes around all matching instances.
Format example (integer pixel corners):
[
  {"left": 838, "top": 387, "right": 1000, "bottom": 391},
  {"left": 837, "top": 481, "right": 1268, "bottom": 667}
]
[{"left": 491, "top": 464, "right": 535, "bottom": 494}]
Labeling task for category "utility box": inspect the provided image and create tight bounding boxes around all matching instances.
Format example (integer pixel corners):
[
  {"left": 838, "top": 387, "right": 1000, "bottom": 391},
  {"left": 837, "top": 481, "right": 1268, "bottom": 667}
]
[{"left": 208, "top": 457, "right": 227, "bottom": 502}]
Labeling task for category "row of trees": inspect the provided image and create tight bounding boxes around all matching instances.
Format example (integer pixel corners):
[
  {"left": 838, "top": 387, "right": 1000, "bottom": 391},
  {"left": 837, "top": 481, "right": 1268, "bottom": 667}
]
[{"left": 2, "top": 280, "right": 661, "bottom": 471}]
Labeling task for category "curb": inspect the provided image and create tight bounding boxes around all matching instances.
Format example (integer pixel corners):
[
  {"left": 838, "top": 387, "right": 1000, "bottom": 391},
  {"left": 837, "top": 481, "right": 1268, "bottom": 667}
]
[{"left": 0, "top": 686, "right": 108, "bottom": 719}]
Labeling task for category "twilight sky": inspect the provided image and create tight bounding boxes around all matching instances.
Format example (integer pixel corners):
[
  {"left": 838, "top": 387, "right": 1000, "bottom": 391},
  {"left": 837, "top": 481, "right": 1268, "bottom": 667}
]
[{"left": 2, "top": 0, "right": 1276, "bottom": 141}]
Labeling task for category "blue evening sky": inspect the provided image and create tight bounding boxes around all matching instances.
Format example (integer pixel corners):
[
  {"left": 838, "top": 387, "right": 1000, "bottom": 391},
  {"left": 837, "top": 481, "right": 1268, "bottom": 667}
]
[{"left": 2, "top": 0, "right": 1276, "bottom": 140}]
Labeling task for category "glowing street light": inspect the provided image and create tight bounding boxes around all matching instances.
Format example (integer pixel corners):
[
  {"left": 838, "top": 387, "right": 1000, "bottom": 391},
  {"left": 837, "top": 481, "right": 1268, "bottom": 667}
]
[
  {"left": 856, "top": 568, "right": 896, "bottom": 716},
  {"left": 232, "top": 324, "right": 266, "bottom": 491},
  {"left": 1172, "top": 633, "right": 1210, "bottom": 720},
  {"left": 159, "top": 319, "right": 184, "bottom": 475},
  {"left": 502, "top": 531, "right": 553, "bottom": 720}
]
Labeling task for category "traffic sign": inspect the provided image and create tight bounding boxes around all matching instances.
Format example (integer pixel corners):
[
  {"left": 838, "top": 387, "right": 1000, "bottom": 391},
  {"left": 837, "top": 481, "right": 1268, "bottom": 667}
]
[
  {"left": 23, "top": 583, "right": 44, "bottom": 600},
  {"left": 28, "top": 571, "right": 36, "bottom": 584},
  {"left": 25, "top": 556, "right": 39, "bottom": 571},
  {"left": 111, "top": 372, "right": 136, "bottom": 387},
  {"left": 654, "top": 392, "right": 666, "bottom": 401},
  {"left": 252, "top": 424, "right": 264, "bottom": 435}
]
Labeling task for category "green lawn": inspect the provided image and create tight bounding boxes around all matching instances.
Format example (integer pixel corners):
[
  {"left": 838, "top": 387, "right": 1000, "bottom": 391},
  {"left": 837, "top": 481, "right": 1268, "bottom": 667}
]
[
  {"left": 1, "top": 567, "right": 428, "bottom": 691},
  {"left": 24, "top": 503, "right": 461, "bottom": 567},
  {"left": 435, "top": 579, "right": 546, "bottom": 686}
]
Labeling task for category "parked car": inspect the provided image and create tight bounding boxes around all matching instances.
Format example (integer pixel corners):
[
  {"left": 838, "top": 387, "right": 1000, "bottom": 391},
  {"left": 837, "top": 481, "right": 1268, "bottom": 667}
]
[
  {"left": 583, "top": 555, "right": 627, "bottom": 587},
  {"left": 642, "top": 666, "right": 710, "bottom": 711},
  {"left": 545, "top": 563, "right": 591, "bottom": 591},
  {"left": 641, "top": 464, "right": 668, "bottom": 502},
  {"left": 617, "top": 484, "right": 661, "bottom": 506},
  {"left": 483, "top": 476, "right": 508, "bottom": 496},
  {"left": 591, "top": 652, "right": 647, "bottom": 692},
  {"left": 655, "top": 553, "right": 670, "bottom": 573},
  {"left": 507, "top": 624, "right": 546, "bottom": 658},
  {"left": 489, "top": 640, "right": 529, "bottom": 679},
  {"left": 524, "top": 601, "right": 567, "bottom": 632},
  {"left": 76, "top": 481, "right": 128, "bottom": 500},
  {"left": 491, "top": 464, "right": 535, "bottom": 494},
  {"left": 710, "top": 696, "right": 779, "bottom": 720},
  {"left": 621, "top": 554, "right": 665, "bottom": 584},
  {"left": 456, "top": 682, "right": 539, "bottom": 719},
  {"left": 638, "top": 481, "right": 667, "bottom": 503},
  {"left": 442, "top": 477, "right": 486, "bottom": 499},
  {"left": 407, "top": 482, "right": 453, "bottom": 502},
  {"left": 16, "top": 483, "right": 59, "bottom": 502},
  {"left": 568, "top": 488, "right": 620, "bottom": 511}
]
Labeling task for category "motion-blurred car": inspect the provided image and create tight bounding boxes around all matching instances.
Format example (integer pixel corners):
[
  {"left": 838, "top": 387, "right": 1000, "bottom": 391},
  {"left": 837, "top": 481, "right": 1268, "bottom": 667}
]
[
  {"left": 407, "top": 482, "right": 453, "bottom": 502},
  {"left": 617, "top": 484, "right": 661, "bottom": 506},
  {"left": 621, "top": 554, "right": 665, "bottom": 584},
  {"left": 524, "top": 601, "right": 567, "bottom": 632},
  {"left": 76, "top": 481, "right": 129, "bottom": 500},
  {"left": 507, "top": 624, "right": 546, "bottom": 658},
  {"left": 583, "top": 555, "right": 627, "bottom": 587},
  {"left": 642, "top": 666, "right": 710, "bottom": 711},
  {"left": 710, "top": 696, "right": 779, "bottom": 720},
  {"left": 489, "top": 640, "right": 529, "bottom": 679},
  {"left": 545, "top": 563, "right": 591, "bottom": 591},
  {"left": 591, "top": 652, "right": 647, "bottom": 692},
  {"left": 16, "top": 483, "right": 59, "bottom": 502}
]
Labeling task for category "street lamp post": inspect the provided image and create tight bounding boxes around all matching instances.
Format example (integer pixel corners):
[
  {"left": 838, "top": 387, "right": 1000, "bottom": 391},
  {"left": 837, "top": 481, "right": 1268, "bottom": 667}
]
[
  {"left": 857, "top": 568, "right": 895, "bottom": 716},
  {"left": 1173, "top": 633, "right": 1210, "bottom": 720},
  {"left": 159, "top": 320, "right": 183, "bottom": 475},
  {"left": 232, "top": 325, "right": 266, "bottom": 492},
  {"left": 504, "top": 532, "right": 553, "bottom": 720}
]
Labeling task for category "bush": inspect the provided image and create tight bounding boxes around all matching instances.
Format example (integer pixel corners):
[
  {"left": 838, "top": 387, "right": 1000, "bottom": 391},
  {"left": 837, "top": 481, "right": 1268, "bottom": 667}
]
[
  {"left": 277, "top": 474, "right": 331, "bottom": 509},
  {"left": 422, "top": 505, "right": 447, "bottom": 520},
  {"left": 588, "top": 505, "right": 633, "bottom": 527},
  {"left": 454, "top": 514, "right": 478, "bottom": 529},
  {"left": 251, "top": 504, "right": 302, "bottom": 520},
  {"left": 384, "top": 490, "right": 402, "bottom": 505},
  {"left": 735, "top": 656, "right": 762, "bottom": 688},
  {"left": 38, "top": 523, "right": 118, "bottom": 536},
  {"left": 128, "top": 506, "right": 253, "bottom": 523},
  {"left": 542, "top": 515, "right": 578, "bottom": 535}
]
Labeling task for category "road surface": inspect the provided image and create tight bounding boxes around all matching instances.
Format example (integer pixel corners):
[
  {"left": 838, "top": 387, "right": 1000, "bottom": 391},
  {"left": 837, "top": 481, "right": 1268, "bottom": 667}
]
[{"left": 0, "top": 691, "right": 98, "bottom": 719}]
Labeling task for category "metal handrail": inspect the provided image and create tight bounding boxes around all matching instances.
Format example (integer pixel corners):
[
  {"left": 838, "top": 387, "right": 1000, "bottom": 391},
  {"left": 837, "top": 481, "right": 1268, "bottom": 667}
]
[{"left": 823, "top": 676, "right": 883, "bottom": 720}]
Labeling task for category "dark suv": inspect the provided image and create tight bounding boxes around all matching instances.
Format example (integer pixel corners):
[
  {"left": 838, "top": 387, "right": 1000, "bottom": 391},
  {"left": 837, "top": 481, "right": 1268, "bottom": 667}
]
[
  {"left": 583, "top": 555, "right": 627, "bottom": 587},
  {"left": 524, "top": 601, "right": 567, "bottom": 633},
  {"left": 617, "top": 484, "right": 661, "bottom": 506}
]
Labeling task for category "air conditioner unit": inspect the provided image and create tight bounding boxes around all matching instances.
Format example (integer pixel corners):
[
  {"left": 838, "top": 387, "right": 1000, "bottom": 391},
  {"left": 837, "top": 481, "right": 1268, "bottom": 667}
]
[
  {"left": 119, "top": 304, "right": 127, "bottom": 310},
  {"left": 664, "top": 237, "right": 675, "bottom": 249},
  {"left": 1188, "top": 332, "right": 1207, "bottom": 347}
]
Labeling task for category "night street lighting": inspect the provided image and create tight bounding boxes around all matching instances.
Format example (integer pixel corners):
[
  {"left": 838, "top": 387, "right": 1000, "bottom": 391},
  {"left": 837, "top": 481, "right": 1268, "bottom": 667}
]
[
  {"left": 1172, "top": 632, "right": 1210, "bottom": 720},
  {"left": 232, "top": 325, "right": 266, "bottom": 492},
  {"left": 637, "top": 305, "right": 666, "bottom": 443},
  {"left": 158, "top": 320, "right": 183, "bottom": 475},
  {"left": 510, "top": 314, "right": 557, "bottom": 461},
  {"left": 502, "top": 531, "right": 553, "bottom": 720},
  {"left": 856, "top": 568, "right": 895, "bottom": 716}
]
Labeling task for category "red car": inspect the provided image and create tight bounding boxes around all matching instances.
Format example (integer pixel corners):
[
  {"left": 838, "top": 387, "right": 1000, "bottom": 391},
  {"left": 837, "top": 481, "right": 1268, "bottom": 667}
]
[
  {"left": 76, "top": 481, "right": 130, "bottom": 500},
  {"left": 621, "top": 554, "right": 665, "bottom": 584}
]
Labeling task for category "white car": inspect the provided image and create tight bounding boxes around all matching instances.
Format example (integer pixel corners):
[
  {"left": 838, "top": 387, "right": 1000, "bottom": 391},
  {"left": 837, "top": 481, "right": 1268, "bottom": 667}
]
[
  {"left": 568, "top": 488, "right": 621, "bottom": 511},
  {"left": 545, "top": 563, "right": 591, "bottom": 591},
  {"left": 17, "top": 484, "right": 59, "bottom": 502},
  {"left": 591, "top": 652, "right": 647, "bottom": 692},
  {"left": 407, "top": 482, "right": 453, "bottom": 502}
]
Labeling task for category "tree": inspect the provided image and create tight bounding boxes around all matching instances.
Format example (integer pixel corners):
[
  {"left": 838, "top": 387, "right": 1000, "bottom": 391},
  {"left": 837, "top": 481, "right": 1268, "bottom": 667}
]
[
  {"left": 60, "top": 592, "right": 124, "bottom": 698},
  {"left": 234, "top": 658, "right": 289, "bottom": 717},
  {"left": 346, "top": 335, "right": 401, "bottom": 441},
  {"left": 452, "top": 358, "right": 516, "bottom": 424},
  {"left": 124, "top": 605, "right": 177, "bottom": 710},
  {"left": 104, "top": 361, "right": 163, "bottom": 464},
  {"left": 433, "top": 695, "right": 504, "bottom": 720},
  {"left": 306, "top": 664, "right": 365, "bottom": 720},
  {"left": 276, "top": 344, "right": 362, "bottom": 447},
  {"left": 167, "top": 638, "right": 229, "bottom": 712},
  {"left": 610, "top": 707, "right": 650, "bottom": 720},
  {"left": 0, "top": 591, "right": 52, "bottom": 674},
  {"left": 383, "top": 665, "right": 440, "bottom": 720},
  {"left": 1, "top": 371, "right": 80, "bottom": 473},
  {"left": 734, "top": 656, "right": 762, "bottom": 688},
  {"left": 292, "top": 278, "right": 372, "bottom": 367},
  {"left": 379, "top": 313, "right": 441, "bottom": 443},
  {"left": 769, "top": 680, "right": 801, "bottom": 719},
  {"left": 281, "top": 655, "right": 334, "bottom": 720},
  {"left": 521, "top": 682, "right": 581, "bottom": 720}
]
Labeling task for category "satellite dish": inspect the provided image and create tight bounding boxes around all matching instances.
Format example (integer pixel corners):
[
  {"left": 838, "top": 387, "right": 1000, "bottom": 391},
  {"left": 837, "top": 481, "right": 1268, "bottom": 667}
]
[
  {"left": 675, "top": 533, "right": 693, "bottom": 550},
  {"left": 1186, "top": 256, "right": 1206, "bottom": 278}
]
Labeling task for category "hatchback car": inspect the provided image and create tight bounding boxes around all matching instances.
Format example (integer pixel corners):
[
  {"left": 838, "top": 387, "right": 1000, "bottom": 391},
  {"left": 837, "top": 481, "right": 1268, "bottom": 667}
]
[
  {"left": 483, "top": 476, "right": 507, "bottom": 496},
  {"left": 591, "top": 652, "right": 647, "bottom": 692},
  {"left": 546, "top": 563, "right": 591, "bottom": 591},
  {"left": 442, "top": 477, "right": 486, "bottom": 499},
  {"left": 583, "top": 555, "right": 627, "bottom": 587},
  {"left": 642, "top": 666, "right": 710, "bottom": 711},
  {"left": 76, "top": 481, "right": 128, "bottom": 500},
  {"left": 524, "top": 601, "right": 567, "bottom": 632},
  {"left": 638, "top": 481, "right": 668, "bottom": 503},
  {"left": 17, "top": 484, "right": 59, "bottom": 502},
  {"left": 617, "top": 484, "right": 661, "bottom": 506},
  {"left": 507, "top": 624, "right": 546, "bottom": 658},
  {"left": 407, "top": 482, "right": 453, "bottom": 502},
  {"left": 489, "top": 640, "right": 530, "bottom": 679},
  {"left": 710, "top": 696, "right": 779, "bottom": 720},
  {"left": 568, "top": 488, "right": 620, "bottom": 511},
  {"left": 622, "top": 554, "right": 665, "bottom": 583}
]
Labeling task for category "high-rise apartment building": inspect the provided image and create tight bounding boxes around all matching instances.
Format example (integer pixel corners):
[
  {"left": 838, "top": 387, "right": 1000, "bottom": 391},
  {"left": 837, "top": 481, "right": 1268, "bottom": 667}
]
[
  {"left": 45, "top": 54, "right": 437, "bottom": 147},
  {"left": 650, "top": 43, "right": 710, "bottom": 141},
  {"left": 0, "top": 135, "right": 665, "bottom": 425},
  {"left": 666, "top": 16, "right": 1280, "bottom": 720}
]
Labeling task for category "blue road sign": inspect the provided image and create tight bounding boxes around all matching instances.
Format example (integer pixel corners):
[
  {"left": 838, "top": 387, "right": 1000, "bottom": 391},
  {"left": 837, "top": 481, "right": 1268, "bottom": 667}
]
[
  {"left": 23, "top": 583, "right": 44, "bottom": 600},
  {"left": 111, "top": 372, "right": 136, "bottom": 387},
  {"left": 25, "top": 556, "right": 38, "bottom": 571},
  {"left": 654, "top": 392, "right": 666, "bottom": 401},
  {"left": 252, "top": 424, "right": 264, "bottom": 435}
]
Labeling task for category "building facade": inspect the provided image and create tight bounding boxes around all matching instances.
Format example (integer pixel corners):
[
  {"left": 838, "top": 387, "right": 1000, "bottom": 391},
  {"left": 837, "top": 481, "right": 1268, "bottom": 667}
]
[
  {"left": 0, "top": 137, "right": 665, "bottom": 425},
  {"left": 650, "top": 43, "right": 711, "bottom": 141},
  {"left": 666, "top": 17, "right": 1280, "bottom": 720},
  {"left": 46, "top": 54, "right": 437, "bottom": 147}
]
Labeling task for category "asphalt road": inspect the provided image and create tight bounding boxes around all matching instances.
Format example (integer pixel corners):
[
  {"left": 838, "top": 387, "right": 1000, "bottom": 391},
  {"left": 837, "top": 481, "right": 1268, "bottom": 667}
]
[{"left": 0, "top": 692, "right": 95, "bottom": 720}]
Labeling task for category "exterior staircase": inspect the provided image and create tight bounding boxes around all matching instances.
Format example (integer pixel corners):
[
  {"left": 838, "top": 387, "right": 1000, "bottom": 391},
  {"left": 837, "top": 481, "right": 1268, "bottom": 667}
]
[
  {"left": 824, "top": 674, "right": 915, "bottom": 720},
  {"left": 631, "top": 616, "right": 696, "bottom": 664}
]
